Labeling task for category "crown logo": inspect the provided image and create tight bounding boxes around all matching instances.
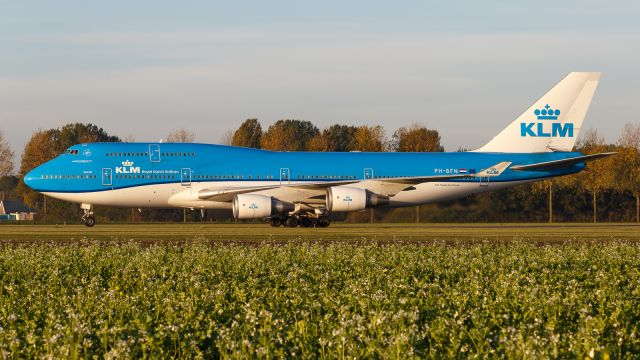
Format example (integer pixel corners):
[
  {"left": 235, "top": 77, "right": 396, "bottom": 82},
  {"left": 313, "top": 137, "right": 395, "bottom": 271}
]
[
  {"left": 534, "top": 104, "right": 560, "bottom": 120},
  {"left": 122, "top": 160, "right": 134, "bottom": 167}
]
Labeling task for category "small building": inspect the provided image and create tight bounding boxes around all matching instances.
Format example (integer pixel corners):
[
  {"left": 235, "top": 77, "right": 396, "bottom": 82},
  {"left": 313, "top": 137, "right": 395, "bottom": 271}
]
[{"left": 0, "top": 200, "right": 38, "bottom": 221}]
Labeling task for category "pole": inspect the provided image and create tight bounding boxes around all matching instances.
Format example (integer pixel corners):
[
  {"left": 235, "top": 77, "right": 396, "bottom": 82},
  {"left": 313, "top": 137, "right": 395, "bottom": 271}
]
[
  {"left": 593, "top": 190, "right": 597, "bottom": 223},
  {"left": 415, "top": 206, "right": 420, "bottom": 224},
  {"left": 43, "top": 194, "right": 47, "bottom": 224},
  {"left": 548, "top": 183, "right": 553, "bottom": 224},
  {"left": 370, "top": 208, "right": 374, "bottom": 224}
]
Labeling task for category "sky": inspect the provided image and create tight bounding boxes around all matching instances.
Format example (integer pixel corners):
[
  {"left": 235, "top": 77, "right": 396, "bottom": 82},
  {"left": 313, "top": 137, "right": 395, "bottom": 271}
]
[{"left": 1, "top": 1, "right": 639, "bottom": 168}]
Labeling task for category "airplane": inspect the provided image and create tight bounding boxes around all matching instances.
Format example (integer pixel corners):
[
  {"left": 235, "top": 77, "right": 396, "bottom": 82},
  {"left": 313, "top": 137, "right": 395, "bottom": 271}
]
[{"left": 24, "top": 72, "right": 614, "bottom": 227}]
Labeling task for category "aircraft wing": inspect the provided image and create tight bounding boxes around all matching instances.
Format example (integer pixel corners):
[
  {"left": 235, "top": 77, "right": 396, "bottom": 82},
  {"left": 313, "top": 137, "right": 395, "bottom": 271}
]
[
  {"left": 510, "top": 153, "right": 615, "bottom": 171},
  {"left": 198, "top": 185, "right": 282, "bottom": 202},
  {"left": 198, "top": 180, "right": 360, "bottom": 202},
  {"left": 197, "top": 162, "right": 511, "bottom": 202},
  {"left": 377, "top": 161, "right": 512, "bottom": 185}
]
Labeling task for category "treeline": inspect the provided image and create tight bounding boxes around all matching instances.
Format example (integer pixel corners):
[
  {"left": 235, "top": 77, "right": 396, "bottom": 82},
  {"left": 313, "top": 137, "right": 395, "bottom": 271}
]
[
  {"left": 1, "top": 119, "right": 639, "bottom": 224},
  {"left": 229, "top": 119, "right": 444, "bottom": 152}
]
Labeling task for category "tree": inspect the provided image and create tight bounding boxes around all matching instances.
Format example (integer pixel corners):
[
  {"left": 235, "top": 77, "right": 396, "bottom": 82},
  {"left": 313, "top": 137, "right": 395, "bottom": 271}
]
[
  {"left": 615, "top": 123, "right": 640, "bottom": 222},
  {"left": 220, "top": 130, "right": 234, "bottom": 146},
  {"left": 0, "top": 130, "right": 14, "bottom": 176},
  {"left": 575, "top": 128, "right": 616, "bottom": 223},
  {"left": 0, "top": 175, "right": 19, "bottom": 202},
  {"left": 307, "top": 124, "right": 358, "bottom": 152},
  {"left": 166, "top": 128, "right": 196, "bottom": 143},
  {"left": 530, "top": 177, "right": 576, "bottom": 223},
  {"left": 58, "top": 123, "right": 120, "bottom": 145},
  {"left": 260, "top": 120, "right": 319, "bottom": 151},
  {"left": 231, "top": 119, "right": 262, "bottom": 148},
  {"left": 391, "top": 123, "right": 445, "bottom": 152},
  {"left": 351, "top": 125, "right": 386, "bottom": 152}
]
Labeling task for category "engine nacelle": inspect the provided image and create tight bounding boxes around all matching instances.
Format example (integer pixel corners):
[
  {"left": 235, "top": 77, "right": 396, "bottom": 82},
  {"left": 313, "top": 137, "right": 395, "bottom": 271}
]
[
  {"left": 232, "top": 194, "right": 294, "bottom": 219},
  {"left": 326, "top": 186, "right": 389, "bottom": 212}
]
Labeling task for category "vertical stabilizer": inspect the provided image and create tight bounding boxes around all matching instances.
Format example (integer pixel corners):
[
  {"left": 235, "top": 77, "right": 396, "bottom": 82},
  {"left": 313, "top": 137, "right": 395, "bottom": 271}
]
[{"left": 475, "top": 72, "right": 601, "bottom": 153}]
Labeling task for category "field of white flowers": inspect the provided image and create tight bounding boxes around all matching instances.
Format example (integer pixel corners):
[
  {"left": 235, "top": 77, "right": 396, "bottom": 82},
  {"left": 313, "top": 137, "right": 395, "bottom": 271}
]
[{"left": 1, "top": 240, "right": 639, "bottom": 358}]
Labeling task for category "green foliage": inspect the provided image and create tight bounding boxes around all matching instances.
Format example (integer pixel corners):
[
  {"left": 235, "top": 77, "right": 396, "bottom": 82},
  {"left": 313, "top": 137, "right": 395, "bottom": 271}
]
[
  {"left": 308, "top": 124, "right": 358, "bottom": 152},
  {"left": 261, "top": 120, "right": 319, "bottom": 151},
  {"left": 352, "top": 125, "right": 386, "bottom": 152},
  {"left": 1, "top": 240, "right": 639, "bottom": 357},
  {"left": 57, "top": 123, "right": 120, "bottom": 147},
  {"left": 231, "top": 119, "right": 262, "bottom": 149},
  {"left": 391, "top": 124, "right": 444, "bottom": 152},
  {"left": 0, "top": 176, "right": 19, "bottom": 200},
  {"left": 0, "top": 130, "right": 14, "bottom": 176}
]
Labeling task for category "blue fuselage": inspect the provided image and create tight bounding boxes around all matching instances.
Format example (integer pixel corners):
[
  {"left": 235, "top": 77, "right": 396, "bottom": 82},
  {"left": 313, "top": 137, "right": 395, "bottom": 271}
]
[{"left": 24, "top": 143, "right": 584, "bottom": 195}]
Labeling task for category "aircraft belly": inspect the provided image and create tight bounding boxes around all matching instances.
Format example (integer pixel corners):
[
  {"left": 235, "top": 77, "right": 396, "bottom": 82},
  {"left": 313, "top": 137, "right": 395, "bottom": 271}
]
[{"left": 42, "top": 184, "right": 216, "bottom": 209}]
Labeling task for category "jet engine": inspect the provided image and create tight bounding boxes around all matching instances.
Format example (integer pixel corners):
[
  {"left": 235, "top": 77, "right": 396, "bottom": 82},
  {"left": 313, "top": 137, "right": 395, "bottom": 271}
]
[
  {"left": 326, "top": 186, "right": 389, "bottom": 212},
  {"left": 232, "top": 194, "right": 294, "bottom": 219}
]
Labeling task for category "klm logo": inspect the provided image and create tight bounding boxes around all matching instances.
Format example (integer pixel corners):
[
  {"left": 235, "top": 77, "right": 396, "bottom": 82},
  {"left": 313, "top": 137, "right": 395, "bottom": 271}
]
[
  {"left": 343, "top": 196, "right": 353, "bottom": 202},
  {"left": 249, "top": 203, "right": 258, "bottom": 210},
  {"left": 520, "top": 104, "right": 574, "bottom": 138},
  {"left": 115, "top": 160, "right": 141, "bottom": 174}
]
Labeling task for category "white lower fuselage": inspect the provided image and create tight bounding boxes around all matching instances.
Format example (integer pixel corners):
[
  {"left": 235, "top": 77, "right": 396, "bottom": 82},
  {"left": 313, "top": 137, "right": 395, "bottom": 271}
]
[{"left": 44, "top": 179, "right": 530, "bottom": 210}]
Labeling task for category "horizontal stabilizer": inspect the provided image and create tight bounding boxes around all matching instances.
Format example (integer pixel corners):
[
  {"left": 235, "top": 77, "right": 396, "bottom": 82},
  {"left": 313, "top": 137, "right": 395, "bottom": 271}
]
[
  {"left": 510, "top": 152, "right": 616, "bottom": 171},
  {"left": 476, "top": 161, "right": 512, "bottom": 177}
]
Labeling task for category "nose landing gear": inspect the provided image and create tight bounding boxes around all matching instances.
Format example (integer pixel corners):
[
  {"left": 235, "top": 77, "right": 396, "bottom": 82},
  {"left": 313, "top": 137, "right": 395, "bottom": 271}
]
[{"left": 81, "top": 203, "right": 96, "bottom": 227}]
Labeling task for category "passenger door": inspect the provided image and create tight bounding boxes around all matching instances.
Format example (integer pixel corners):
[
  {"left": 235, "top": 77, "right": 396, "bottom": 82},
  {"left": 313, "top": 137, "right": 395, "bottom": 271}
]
[
  {"left": 364, "top": 168, "right": 373, "bottom": 180},
  {"left": 479, "top": 176, "right": 490, "bottom": 188},
  {"left": 181, "top": 168, "right": 192, "bottom": 186},
  {"left": 149, "top": 144, "right": 161, "bottom": 162},
  {"left": 280, "top": 168, "right": 290, "bottom": 184},
  {"left": 102, "top": 168, "right": 112, "bottom": 186}
]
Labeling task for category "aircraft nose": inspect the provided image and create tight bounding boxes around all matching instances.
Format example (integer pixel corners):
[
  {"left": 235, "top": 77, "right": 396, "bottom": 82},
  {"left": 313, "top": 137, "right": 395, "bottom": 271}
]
[{"left": 24, "top": 167, "right": 42, "bottom": 191}]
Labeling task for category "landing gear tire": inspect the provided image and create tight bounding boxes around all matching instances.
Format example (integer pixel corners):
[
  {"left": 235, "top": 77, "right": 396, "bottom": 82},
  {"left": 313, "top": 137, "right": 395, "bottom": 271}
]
[
  {"left": 300, "top": 217, "right": 313, "bottom": 228},
  {"left": 318, "top": 218, "right": 331, "bottom": 228},
  {"left": 285, "top": 217, "right": 299, "bottom": 228},
  {"left": 271, "top": 218, "right": 283, "bottom": 227},
  {"left": 84, "top": 216, "right": 96, "bottom": 227}
]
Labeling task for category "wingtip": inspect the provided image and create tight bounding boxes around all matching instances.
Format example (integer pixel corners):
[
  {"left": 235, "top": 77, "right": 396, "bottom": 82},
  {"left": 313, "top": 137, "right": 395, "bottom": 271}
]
[{"left": 569, "top": 71, "right": 602, "bottom": 81}]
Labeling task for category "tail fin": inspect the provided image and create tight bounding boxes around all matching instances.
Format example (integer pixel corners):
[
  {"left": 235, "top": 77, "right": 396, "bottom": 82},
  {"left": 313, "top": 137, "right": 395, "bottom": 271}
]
[{"left": 475, "top": 72, "right": 601, "bottom": 153}]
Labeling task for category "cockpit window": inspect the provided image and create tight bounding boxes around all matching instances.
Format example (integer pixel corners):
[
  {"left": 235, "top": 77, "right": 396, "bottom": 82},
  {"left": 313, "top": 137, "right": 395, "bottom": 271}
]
[{"left": 65, "top": 149, "right": 79, "bottom": 155}]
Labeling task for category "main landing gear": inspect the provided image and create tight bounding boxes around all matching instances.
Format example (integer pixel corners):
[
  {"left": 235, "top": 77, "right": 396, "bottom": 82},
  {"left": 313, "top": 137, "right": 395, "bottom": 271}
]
[
  {"left": 270, "top": 215, "right": 331, "bottom": 228},
  {"left": 81, "top": 203, "right": 96, "bottom": 227}
]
